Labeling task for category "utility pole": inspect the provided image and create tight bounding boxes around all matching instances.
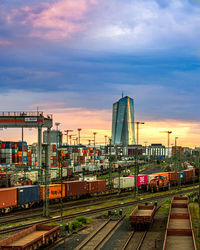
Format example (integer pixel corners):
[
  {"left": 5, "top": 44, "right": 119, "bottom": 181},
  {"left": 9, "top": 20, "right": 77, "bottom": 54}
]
[
  {"left": 160, "top": 131, "right": 172, "bottom": 158},
  {"left": 93, "top": 132, "right": 97, "bottom": 173},
  {"left": 174, "top": 137, "right": 178, "bottom": 187},
  {"left": 77, "top": 128, "right": 82, "bottom": 166},
  {"left": 144, "top": 141, "right": 148, "bottom": 163},
  {"left": 55, "top": 122, "right": 61, "bottom": 176},
  {"left": 22, "top": 127, "right": 25, "bottom": 183},
  {"left": 109, "top": 138, "right": 112, "bottom": 190},
  {"left": 64, "top": 130, "right": 73, "bottom": 144},
  {"left": 58, "top": 149, "right": 63, "bottom": 224},
  {"left": 134, "top": 148, "right": 139, "bottom": 198},
  {"left": 104, "top": 135, "right": 107, "bottom": 146}
]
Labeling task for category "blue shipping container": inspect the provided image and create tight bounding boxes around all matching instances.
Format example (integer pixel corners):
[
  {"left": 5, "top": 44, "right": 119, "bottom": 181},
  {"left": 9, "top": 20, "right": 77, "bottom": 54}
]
[
  {"left": 178, "top": 172, "right": 185, "bottom": 179},
  {"left": 14, "top": 185, "right": 40, "bottom": 205},
  {"left": 19, "top": 141, "right": 27, "bottom": 147},
  {"left": 23, "top": 156, "right": 27, "bottom": 162}
]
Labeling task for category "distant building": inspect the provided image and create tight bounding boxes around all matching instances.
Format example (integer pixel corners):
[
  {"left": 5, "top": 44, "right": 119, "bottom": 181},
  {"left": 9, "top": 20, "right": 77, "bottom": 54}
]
[
  {"left": 172, "top": 146, "right": 184, "bottom": 157},
  {"left": 43, "top": 130, "right": 62, "bottom": 146},
  {"left": 146, "top": 144, "right": 166, "bottom": 159},
  {"left": 111, "top": 96, "right": 135, "bottom": 146}
]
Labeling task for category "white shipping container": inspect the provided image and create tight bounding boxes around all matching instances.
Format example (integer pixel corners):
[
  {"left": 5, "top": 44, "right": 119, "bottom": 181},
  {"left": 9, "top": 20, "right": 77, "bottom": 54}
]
[{"left": 113, "top": 177, "right": 135, "bottom": 189}]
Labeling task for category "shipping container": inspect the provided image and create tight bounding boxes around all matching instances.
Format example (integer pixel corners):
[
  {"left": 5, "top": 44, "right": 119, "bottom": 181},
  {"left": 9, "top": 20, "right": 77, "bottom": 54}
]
[
  {"left": 63, "top": 181, "right": 87, "bottom": 197},
  {"left": 40, "top": 184, "right": 65, "bottom": 200},
  {"left": 87, "top": 180, "right": 98, "bottom": 193},
  {"left": 0, "top": 188, "right": 17, "bottom": 211},
  {"left": 97, "top": 180, "right": 106, "bottom": 192},
  {"left": 128, "top": 175, "right": 148, "bottom": 187},
  {"left": 113, "top": 177, "right": 135, "bottom": 189},
  {"left": 14, "top": 185, "right": 40, "bottom": 206}
]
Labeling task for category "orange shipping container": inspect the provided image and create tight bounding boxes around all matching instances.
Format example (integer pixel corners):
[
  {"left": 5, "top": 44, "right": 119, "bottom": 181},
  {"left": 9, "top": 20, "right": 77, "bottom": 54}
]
[{"left": 40, "top": 184, "right": 65, "bottom": 200}]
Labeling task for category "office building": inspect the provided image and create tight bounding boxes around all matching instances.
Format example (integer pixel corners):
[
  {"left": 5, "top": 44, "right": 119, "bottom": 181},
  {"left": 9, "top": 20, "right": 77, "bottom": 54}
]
[{"left": 111, "top": 96, "right": 135, "bottom": 146}]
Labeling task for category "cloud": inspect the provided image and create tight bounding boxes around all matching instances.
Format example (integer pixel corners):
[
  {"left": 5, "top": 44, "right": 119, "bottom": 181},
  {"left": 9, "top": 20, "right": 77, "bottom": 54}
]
[{"left": 7, "top": 0, "right": 98, "bottom": 40}]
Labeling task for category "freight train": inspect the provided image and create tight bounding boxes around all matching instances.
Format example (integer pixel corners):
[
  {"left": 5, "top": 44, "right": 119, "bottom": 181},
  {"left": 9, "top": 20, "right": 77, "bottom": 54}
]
[{"left": 0, "top": 166, "right": 197, "bottom": 215}]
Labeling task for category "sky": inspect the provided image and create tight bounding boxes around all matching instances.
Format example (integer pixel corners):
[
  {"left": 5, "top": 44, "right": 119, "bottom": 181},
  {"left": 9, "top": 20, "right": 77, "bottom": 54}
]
[{"left": 0, "top": 0, "right": 200, "bottom": 147}]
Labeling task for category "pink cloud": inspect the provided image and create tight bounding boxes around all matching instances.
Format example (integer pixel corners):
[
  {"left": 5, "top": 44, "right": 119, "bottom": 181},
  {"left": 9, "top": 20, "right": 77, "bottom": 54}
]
[
  {"left": 0, "top": 40, "right": 12, "bottom": 46},
  {"left": 21, "top": 0, "right": 98, "bottom": 40}
]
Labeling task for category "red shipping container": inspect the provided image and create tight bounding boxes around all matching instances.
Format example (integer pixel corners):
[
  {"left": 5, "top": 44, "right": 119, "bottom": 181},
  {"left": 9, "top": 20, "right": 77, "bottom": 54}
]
[
  {"left": 87, "top": 180, "right": 106, "bottom": 193},
  {"left": 0, "top": 188, "right": 17, "bottom": 210},
  {"left": 97, "top": 180, "right": 106, "bottom": 192},
  {"left": 87, "top": 181, "right": 98, "bottom": 193},
  {"left": 1, "top": 144, "right": 5, "bottom": 149},
  {"left": 63, "top": 181, "right": 87, "bottom": 197}
]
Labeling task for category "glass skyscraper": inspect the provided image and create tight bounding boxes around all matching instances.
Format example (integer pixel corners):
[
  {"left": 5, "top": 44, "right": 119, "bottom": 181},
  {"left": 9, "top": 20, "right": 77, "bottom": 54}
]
[{"left": 111, "top": 96, "right": 135, "bottom": 146}]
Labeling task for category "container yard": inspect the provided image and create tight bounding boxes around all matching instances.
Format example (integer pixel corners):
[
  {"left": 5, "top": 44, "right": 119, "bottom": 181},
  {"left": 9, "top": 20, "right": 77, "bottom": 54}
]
[{"left": 0, "top": 113, "right": 199, "bottom": 249}]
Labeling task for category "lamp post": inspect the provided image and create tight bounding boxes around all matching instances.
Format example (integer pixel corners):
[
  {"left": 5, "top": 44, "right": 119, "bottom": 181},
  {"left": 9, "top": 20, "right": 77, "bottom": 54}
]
[
  {"left": 55, "top": 123, "right": 61, "bottom": 178},
  {"left": 93, "top": 132, "right": 97, "bottom": 174},
  {"left": 104, "top": 135, "right": 107, "bottom": 146},
  {"left": 77, "top": 128, "right": 82, "bottom": 166},
  {"left": 174, "top": 137, "right": 178, "bottom": 187}
]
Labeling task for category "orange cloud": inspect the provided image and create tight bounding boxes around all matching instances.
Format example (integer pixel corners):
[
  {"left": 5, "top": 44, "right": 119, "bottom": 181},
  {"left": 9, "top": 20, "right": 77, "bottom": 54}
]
[{"left": 0, "top": 108, "right": 200, "bottom": 148}]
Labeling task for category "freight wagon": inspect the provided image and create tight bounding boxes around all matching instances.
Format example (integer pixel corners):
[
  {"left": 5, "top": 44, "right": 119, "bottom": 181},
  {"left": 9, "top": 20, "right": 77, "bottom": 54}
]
[
  {"left": 14, "top": 185, "right": 40, "bottom": 208},
  {"left": 0, "top": 224, "right": 60, "bottom": 250},
  {"left": 87, "top": 180, "right": 106, "bottom": 194},
  {"left": 0, "top": 188, "right": 17, "bottom": 214},
  {"left": 40, "top": 184, "right": 65, "bottom": 200},
  {"left": 129, "top": 205, "right": 156, "bottom": 229},
  {"left": 63, "top": 180, "right": 88, "bottom": 199},
  {"left": 163, "top": 196, "right": 196, "bottom": 250},
  {"left": 113, "top": 177, "right": 135, "bottom": 190}
]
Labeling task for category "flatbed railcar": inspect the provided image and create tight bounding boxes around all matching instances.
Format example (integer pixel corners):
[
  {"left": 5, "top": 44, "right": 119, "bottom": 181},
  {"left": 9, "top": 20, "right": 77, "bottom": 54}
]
[
  {"left": 163, "top": 196, "right": 196, "bottom": 250},
  {"left": 129, "top": 205, "right": 156, "bottom": 229},
  {"left": 0, "top": 224, "right": 60, "bottom": 250}
]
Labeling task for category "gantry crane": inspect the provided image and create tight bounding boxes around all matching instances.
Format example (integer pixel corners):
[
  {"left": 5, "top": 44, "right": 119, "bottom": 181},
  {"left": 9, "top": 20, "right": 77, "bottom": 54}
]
[{"left": 160, "top": 131, "right": 172, "bottom": 157}]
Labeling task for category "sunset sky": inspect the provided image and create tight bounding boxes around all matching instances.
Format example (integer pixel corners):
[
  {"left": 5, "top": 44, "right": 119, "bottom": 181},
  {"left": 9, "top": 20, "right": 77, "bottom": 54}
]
[{"left": 0, "top": 0, "right": 200, "bottom": 147}]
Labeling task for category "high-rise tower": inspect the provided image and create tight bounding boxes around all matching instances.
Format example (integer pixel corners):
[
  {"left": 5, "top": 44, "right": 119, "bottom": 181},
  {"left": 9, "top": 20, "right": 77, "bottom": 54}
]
[{"left": 111, "top": 96, "right": 135, "bottom": 146}]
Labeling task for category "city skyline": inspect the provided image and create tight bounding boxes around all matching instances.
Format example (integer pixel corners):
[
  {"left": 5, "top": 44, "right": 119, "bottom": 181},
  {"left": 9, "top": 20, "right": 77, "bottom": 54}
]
[{"left": 0, "top": 0, "right": 200, "bottom": 146}]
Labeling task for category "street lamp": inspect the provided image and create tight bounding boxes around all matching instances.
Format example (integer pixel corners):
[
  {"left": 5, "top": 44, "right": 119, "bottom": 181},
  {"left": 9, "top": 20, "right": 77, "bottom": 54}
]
[
  {"left": 93, "top": 132, "right": 97, "bottom": 173},
  {"left": 77, "top": 128, "right": 82, "bottom": 166}
]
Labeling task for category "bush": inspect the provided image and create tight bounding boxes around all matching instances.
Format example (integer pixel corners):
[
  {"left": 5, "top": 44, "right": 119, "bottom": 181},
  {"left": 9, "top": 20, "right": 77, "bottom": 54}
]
[{"left": 76, "top": 216, "right": 88, "bottom": 224}]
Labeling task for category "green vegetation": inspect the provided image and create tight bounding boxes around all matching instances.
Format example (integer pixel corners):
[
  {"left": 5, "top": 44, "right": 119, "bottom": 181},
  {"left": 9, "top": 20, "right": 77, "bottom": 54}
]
[
  {"left": 69, "top": 216, "right": 91, "bottom": 232},
  {"left": 158, "top": 199, "right": 171, "bottom": 215}
]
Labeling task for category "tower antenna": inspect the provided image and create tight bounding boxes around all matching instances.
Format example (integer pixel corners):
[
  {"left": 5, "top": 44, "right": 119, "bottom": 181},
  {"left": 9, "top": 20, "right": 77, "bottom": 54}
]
[{"left": 122, "top": 91, "right": 124, "bottom": 98}]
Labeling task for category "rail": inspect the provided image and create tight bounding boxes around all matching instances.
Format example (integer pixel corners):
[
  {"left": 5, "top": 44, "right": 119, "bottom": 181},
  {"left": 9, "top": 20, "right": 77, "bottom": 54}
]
[
  {"left": 75, "top": 215, "right": 125, "bottom": 250},
  {"left": 0, "top": 188, "right": 197, "bottom": 236}
]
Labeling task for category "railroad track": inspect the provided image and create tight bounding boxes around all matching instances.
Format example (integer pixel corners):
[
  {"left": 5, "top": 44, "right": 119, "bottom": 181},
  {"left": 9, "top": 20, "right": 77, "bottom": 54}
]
[
  {"left": 75, "top": 215, "right": 125, "bottom": 250},
  {"left": 122, "top": 230, "right": 148, "bottom": 250},
  {"left": 0, "top": 193, "right": 133, "bottom": 225},
  {"left": 0, "top": 187, "right": 197, "bottom": 237}
]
